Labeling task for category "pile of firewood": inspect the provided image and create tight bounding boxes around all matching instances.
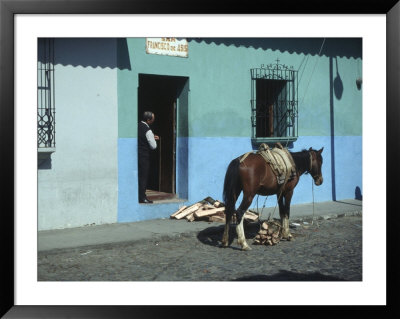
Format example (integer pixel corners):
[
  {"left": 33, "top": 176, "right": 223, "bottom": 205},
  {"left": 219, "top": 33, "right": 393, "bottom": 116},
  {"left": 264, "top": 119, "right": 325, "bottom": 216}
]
[
  {"left": 253, "top": 220, "right": 282, "bottom": 246},
  {"left": 170, "top": 197, "right": 259, "bottom": 223}
]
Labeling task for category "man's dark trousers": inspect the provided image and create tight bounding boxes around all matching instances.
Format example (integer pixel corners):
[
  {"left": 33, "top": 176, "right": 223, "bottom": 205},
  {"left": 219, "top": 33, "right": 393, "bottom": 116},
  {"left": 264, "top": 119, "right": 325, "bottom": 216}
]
[{"left": 138, "top": 154, "right": 150, "bottom": 202}]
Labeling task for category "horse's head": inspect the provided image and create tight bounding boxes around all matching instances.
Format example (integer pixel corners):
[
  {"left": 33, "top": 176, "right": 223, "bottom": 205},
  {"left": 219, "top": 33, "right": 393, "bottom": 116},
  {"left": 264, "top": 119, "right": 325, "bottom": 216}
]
[{"left": 309, "top": 147, "right": 324, "bottom": 186}]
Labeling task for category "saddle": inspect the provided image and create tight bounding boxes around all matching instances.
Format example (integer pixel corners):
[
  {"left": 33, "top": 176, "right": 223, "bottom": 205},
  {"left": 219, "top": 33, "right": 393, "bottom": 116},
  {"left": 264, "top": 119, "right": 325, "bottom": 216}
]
[{"left": 240, "top": 142, "right": 296, "bottom": 185}]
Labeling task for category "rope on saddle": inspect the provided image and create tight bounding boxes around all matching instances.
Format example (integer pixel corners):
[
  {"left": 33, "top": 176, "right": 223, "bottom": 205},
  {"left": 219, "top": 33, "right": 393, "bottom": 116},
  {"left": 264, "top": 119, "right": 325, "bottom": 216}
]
[{"left": 239, "top": 151, "right": 253, "bottom": 163}]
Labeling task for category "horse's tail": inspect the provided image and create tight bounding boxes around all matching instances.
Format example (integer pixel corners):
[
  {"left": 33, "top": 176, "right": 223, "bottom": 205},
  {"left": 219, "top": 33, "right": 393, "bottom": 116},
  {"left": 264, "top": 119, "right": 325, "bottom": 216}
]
[{"left": 223, "top": 157, "right": 242, "bottom": 222}]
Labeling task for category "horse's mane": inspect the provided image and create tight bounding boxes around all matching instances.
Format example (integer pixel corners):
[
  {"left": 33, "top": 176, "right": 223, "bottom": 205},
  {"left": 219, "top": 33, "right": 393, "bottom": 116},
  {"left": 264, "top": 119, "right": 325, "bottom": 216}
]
[{"left": 290, "top": 149, "right": 312, "bottom": 174}]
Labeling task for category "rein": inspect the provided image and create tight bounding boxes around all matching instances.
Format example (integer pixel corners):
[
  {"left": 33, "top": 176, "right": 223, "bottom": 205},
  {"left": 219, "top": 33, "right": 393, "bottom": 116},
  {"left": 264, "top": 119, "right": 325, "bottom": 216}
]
[{"left": 309, "top": 150, "right": 320, "bottom": 226}]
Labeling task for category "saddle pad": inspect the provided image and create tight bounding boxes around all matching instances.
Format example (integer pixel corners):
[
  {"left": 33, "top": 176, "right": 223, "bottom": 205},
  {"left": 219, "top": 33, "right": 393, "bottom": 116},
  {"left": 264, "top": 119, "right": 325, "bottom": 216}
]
[
  {"left": 239, "top": 144, "right": 296, "bottom": 185},
  {"left": 260, "top": 143, "right": 297, "bottom": 185},
  {"left": 261, "top": 148, "right": 295, "bottom": 184}
]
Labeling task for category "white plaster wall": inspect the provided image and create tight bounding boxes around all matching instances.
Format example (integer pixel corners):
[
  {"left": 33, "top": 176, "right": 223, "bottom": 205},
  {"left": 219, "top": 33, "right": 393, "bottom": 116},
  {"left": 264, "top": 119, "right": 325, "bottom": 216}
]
[{"left": 38, "top": 39, "right": 118, "bottom": 230}]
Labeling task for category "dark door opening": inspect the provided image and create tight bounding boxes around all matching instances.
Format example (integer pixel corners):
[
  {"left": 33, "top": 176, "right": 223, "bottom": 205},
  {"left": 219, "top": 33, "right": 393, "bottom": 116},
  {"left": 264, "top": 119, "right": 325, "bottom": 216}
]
[{"left": 138, "top": 74, "right": 187, "bottom": 201}]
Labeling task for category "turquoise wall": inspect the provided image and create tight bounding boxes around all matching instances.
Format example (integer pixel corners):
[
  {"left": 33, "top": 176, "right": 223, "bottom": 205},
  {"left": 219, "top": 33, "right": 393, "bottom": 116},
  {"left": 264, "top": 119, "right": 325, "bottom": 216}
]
[
  {"left": 117, "top": 38, "right": 362, "bottom": 223},
  {"left": 118, "top": 38, "right": 362, "bottom": 139}
]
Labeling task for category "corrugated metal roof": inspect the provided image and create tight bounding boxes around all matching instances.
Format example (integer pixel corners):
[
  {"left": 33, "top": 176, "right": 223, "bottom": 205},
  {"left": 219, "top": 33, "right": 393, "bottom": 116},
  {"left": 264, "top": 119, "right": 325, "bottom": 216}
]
[{"left": 188, "top": 38, "right": 362, "bottom": 59}]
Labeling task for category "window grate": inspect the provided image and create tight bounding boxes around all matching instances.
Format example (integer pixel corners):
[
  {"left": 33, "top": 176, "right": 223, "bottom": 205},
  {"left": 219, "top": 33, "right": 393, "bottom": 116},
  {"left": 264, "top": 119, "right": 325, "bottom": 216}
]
[
  {"left": 251, "top": 59, "right": 298, "bottom": 142},
  {"left": 38, "top": 38, "right": 56, "bottom": 148}
]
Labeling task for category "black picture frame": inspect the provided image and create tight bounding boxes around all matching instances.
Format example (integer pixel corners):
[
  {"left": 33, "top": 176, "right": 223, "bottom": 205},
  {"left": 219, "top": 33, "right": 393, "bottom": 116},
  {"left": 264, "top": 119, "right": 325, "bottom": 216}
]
[{"left": 1, "top": 0, "right": 399, "bottom": 317}]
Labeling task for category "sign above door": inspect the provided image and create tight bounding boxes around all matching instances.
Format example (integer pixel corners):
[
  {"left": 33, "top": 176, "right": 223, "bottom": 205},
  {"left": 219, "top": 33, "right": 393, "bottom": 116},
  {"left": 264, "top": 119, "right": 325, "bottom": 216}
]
[{"left": 146, "top": 38, "right": 188, "bottom": 58}]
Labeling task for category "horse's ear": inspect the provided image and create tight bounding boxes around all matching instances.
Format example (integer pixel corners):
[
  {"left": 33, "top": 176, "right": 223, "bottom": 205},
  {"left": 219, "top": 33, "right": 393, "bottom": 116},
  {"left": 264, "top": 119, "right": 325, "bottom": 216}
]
[{"left": 319, "top": 147, "right": 324, "bottom": 154}]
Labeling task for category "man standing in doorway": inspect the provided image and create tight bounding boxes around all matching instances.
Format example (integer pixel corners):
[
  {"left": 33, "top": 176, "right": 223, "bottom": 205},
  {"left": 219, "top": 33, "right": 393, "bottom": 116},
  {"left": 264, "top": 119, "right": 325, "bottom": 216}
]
[{"left": 138, "top": 111, "right": 159, "bottom": 203}]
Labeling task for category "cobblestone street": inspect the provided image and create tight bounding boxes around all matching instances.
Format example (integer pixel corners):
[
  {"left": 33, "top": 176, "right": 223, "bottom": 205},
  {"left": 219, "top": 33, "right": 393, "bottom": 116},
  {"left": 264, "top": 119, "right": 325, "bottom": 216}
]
[{"left": 38, "top": 215, "right": 362, "bottom": 281}]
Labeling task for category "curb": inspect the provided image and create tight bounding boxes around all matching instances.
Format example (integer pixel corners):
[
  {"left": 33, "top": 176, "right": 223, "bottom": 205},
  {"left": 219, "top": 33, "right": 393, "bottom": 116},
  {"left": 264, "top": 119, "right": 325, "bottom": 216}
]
[{"left": 291, "top": 210, "right": 363, "bottom": 222}]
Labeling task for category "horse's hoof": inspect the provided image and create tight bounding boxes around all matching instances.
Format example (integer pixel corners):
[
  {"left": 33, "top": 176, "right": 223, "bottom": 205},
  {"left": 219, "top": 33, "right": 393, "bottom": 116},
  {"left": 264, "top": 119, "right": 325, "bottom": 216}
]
[
  {"left": 282, "top": 233, "right": 293, "bottom": 241},
  {"left": 241, "top": 245, "right": 252, "bottom": 251}
]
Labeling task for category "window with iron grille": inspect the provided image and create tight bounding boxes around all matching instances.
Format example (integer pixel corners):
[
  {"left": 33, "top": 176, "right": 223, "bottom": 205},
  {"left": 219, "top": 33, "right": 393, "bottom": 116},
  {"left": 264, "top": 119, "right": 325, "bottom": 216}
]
[
  {"left": 38, "top": 38, "right": 55, "bottom": 149},
  {"left": 251, "top": 59, "right": 298, "bottom": 144}
]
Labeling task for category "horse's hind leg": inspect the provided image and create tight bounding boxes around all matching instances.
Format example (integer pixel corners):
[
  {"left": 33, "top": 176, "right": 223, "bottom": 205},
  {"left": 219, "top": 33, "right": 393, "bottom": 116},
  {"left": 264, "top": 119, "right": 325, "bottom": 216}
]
[
  {"left": 236, "top": 195, "right": 254, "bottom": 251},
  {"left": 221, "top": 215, "right": 231, "bottom": 247},
  {"left": 222, "top": 185, "right": 241, "bottom": 248},
  {"left": 278, "top": 191, "right": 293, "bottom": 240}
]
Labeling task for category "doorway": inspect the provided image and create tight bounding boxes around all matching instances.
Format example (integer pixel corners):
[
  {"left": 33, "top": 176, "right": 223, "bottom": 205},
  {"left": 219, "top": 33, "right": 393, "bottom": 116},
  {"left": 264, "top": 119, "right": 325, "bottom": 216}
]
[{"left": 138, "top": 74, "right": 188, "bottom": 201}]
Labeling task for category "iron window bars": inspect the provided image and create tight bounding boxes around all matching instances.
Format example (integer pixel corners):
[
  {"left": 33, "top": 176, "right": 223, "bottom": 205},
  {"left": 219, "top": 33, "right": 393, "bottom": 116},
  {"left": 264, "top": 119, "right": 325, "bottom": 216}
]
[
  {"left": 251, "top": 59, "right": 298, "bottom": 144},
  {"left": 38, "top": 38, "right": 55, "bottom": 149}
]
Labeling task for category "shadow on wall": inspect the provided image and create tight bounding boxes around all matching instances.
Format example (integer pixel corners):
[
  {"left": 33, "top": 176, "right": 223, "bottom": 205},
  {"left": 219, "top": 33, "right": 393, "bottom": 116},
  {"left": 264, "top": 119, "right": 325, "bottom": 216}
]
[
  {"left": 327, "top": 40, "right": 362, "bottom": 202},
  {"left": 117, "top": 38, "right": 132, "bottom": 70},
  {"left": 38, "top": 157, "right": 52, "bottom": 169},
  {"left": 38, "top": 38, "right": 132, "bottom": 70},
  {"left": 355, "top": 186, "right": 362, "bottom": 200},
  {"left": 333, "top": 57, "right": 344, "bottom": 100}
]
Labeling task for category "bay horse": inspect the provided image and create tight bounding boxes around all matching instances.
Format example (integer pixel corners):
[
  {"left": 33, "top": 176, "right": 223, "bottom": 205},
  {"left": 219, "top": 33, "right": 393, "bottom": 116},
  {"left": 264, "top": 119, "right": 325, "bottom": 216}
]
[{"left": 222, "top": 146, "right": 324, "bottom": 250}]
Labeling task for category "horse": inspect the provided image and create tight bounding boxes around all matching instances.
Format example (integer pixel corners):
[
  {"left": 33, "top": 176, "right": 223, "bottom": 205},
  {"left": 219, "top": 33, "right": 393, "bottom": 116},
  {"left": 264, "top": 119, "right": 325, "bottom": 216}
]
[{"left": 222, "top": 146, "right": 324, "bottom": 251}]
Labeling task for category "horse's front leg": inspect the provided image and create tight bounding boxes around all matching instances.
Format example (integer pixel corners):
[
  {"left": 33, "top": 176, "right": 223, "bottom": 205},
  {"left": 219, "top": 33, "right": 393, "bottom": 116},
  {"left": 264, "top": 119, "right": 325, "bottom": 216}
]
[
  {"left": 236, "top": 195, "right": 254, "bottom": 251},
  {"left": 236, "top": 209, "right": 251, "bottom": 250},
  {"left": 278, "top": 191, "right": 293, "bottom": 240}
]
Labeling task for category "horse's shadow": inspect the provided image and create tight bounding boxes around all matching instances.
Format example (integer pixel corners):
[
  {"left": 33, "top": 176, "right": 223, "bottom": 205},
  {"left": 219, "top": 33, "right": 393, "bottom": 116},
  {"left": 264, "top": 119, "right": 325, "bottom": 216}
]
[{"left": 196, "top": 221, "right": 261, "bottom": 249}]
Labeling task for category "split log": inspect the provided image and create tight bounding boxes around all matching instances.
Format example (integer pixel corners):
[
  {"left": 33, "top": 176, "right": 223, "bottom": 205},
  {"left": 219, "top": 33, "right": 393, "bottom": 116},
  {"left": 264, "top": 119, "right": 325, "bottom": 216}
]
[
  {"left": 199, "top": 204, "right": 216, "bottom": 210},
  {"left": 232, "top": 214, "right": 237, "bottom": 224},
  {"left": 261, "top": 221, "right": 269, "bottom": 230},
  {"left": 194, "top": 207, "right": 225, "bottom": 219},
  {"left": 202, "top": 197, "right": 217, "bottom": 205},
  {"left": 170, "top": 206, "right": 188, "bottom": 219},
  {"left": 253, "top": 220, "right": 283, "bottom": 246},
  {"left": 213, "top": 200, "right": 224, "bottom": 208},
  {"left": 208, "top": 215, "right": 225, "bottom": 223},
  {"left": 244, "top": 211, "right": 259, "bottom": 222},
  {"left": 185, "top": 213, "right": 196, "bottom": 222},
  {"left": 271, "top": 237, "right": 279, "bottom": 245},
  {"left": 174, "top": 203, "right": 203, "bottom": 220},
  {"left": 213, "top": 211, "right": 226, "bottom": 218},
  {"left": 171, "top": 206, "right": 188, "bottom": 218}
]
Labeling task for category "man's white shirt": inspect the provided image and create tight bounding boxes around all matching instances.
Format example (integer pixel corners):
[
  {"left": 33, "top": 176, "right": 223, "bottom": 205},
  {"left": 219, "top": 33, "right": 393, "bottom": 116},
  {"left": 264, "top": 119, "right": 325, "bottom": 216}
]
[{"left": 141, "top": 121, "right": 157, "bottom": 150}]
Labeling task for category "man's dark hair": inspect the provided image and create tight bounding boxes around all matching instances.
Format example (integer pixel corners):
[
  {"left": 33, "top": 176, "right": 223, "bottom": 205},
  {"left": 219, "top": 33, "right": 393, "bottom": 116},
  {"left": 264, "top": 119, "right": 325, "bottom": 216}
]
[{"left": 142, "top": 111, "right": 154, "bottom": 122}]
